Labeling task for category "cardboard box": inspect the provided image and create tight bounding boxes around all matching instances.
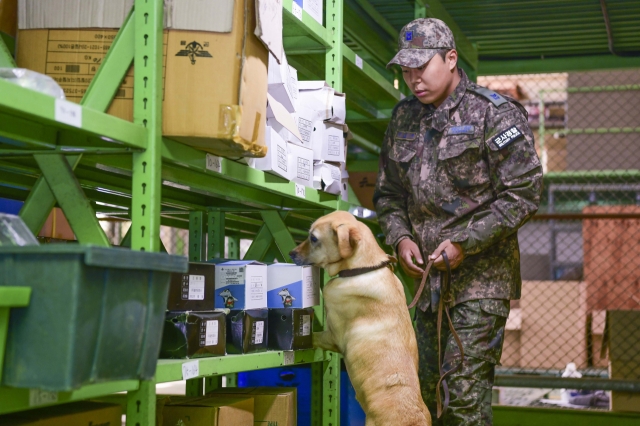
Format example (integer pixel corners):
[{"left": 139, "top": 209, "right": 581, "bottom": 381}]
[
  {"left": 297, "top": 81, "right": 346, "bottom": 124},
  {"left": 312, "top": 122, "right": 345, "bottom": 162},
  {"left": 208, "top": 387, "right": 296, "bottom": 426},
  {"left": 226, "top": 309, "right": 269, "bottom": 354},
  {"left": 1, "top": 401, "right": 121, "bottom": 426},
  {"left": 252, "top": 126, "right": 290, "bottom": 180},
  {"left": 520, "top": 280, "right": 588, "bottom": 369},
  {"left": 287, "top": 142, "right": 314, "bottom": 188},
  {"left": 268, "top": 50, "right": 298, "bottom": 113},
  {"left": 168, "top": 262, "right": 216, "bottom": 311},
  {"left": 214, "top": 261, "right": 268, "bottom": 310},
  {"left": 0, "top": 0, "right": 17, "bottom": 38},
  {"left": 17, "top": 0, "right": 269, "bottom": 158},
  {"left": 313, "top": 161, "right": 342, "bottom": 195},
  {"left": 160, "top": 311, "right": 226, "bottom": 359},
  {"left": 268, "top": 308, "right": 314, "bottom": 351},
  {"left": 37, "top": 207, "right": 75, "bottom": 240},
  {"left": 267, "top": 93, "right": 304, "bottom": 148},
  {"left": 161, "top": 395, "right": 254, "bottom": 426},
  {"left": 603, "top": 310, "right": 640, "bottom": 412},
  {"left": 588, "top": 310, "right": 608, "bottom": 368},
  {"left": 348, "top": 171, "right": 377, "bottom": 210},
  {"left": 267, "top": 264, "right": 320, "bottom": 308}
]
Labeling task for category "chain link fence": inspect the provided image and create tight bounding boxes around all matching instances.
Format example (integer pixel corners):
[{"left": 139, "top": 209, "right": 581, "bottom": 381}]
[{"left": 478, "top": 69, "right": 640, "bottom": 409}]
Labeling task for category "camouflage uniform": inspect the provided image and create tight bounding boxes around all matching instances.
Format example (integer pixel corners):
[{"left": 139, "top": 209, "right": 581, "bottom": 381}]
[{"left": 374, "top": 18, "right": 543, "bottom": 425}]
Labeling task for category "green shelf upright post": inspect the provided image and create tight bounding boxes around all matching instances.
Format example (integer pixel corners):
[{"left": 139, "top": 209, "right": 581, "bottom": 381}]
[
  {"left": 227, "top": 234, "right": 240, "bottom": 259},
  {"left": 208, "top": 210, "right": 225, "bottom": 260},
  {"left": 130, "top": 0, "right": 163, "bottom": 253},
  {"left": 326, "top": 0, "right": 344, "bottom": 92},
  {"left": 126, "top": 379, "right": 156, "bottom": 426}
]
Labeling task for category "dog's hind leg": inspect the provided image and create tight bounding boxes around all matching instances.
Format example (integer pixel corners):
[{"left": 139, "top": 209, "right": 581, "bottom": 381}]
[{"left": 312, "top": 331, "right": 339, "bottom": 352}]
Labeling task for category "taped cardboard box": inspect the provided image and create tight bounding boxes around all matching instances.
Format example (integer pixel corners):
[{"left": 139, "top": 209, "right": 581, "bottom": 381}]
[
  {"left": 0, "top": 401, "right": 121, "bottom": 426},
  {"left": 161, "top": 395, "right": 254, "bottom": 426},
  {"left": 17, "top": 0, "right": 269, "bottom": 158},
  {"left": 347, "top": 171, "right": 377, "bottom": 210},
  {"left": 208, "top": 387, "right": 296, "bottom": 426}
]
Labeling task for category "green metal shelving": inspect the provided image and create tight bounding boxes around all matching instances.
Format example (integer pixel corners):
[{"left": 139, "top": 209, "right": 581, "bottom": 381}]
[{"left": 0, "top": 0, "right": 401, "bottom": 424}]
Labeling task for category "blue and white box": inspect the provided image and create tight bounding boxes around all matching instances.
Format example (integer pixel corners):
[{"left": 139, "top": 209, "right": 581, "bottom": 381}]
[
  {"left": 267, "top": 264, "right": 320, "bottom": 308},
  {"left": 214, "top": 261, "right": 268, "bottom": 310}
]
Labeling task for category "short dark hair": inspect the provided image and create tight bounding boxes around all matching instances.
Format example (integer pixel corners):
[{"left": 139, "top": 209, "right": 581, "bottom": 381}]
[{"left": 436, "top": 48, "right": 450, "bottom": 61}]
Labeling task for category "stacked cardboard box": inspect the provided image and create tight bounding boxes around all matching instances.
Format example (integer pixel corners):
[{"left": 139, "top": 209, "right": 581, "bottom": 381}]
[
  {"left": 208, "top": 387, "right": 297, "bottom": 426},
  {"left": 158, "top": 395, "right": 254, "bottom": 426},
  {"left": 16, "top": 0, "right": 269, "bottom": 157},
  {"left": 0, "top": 401, "right": 122, "bottom": 425}
]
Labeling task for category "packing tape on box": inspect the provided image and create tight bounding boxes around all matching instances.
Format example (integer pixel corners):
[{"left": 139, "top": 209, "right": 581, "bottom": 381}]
[{"left": 219, "top": 104, "right": 268, "bottom": 158}]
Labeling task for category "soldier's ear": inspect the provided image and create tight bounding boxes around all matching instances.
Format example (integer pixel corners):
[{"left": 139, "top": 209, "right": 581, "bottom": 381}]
[{"left": 447, "top": 49, "right": 458, "bottom": 72}]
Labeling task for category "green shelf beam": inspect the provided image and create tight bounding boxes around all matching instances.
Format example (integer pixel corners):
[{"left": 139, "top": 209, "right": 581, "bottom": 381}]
[
  {"left": 0, "top": 80, "right": 147, "bottom": 151},
  {"left": 0, "top": 380, "right": 140, "bottom": 416},
  {"left": 155, "top": 349, "right": 328, "bottom": 383},
  {"left": 282, "top": 0, "right": 332, "bottom": 53},
  {"left": 342, "top": 43, "right": 401, "bottom": 102}
]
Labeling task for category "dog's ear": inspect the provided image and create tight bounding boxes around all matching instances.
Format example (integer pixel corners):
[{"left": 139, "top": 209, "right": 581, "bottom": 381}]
[{"left": 335, "top": 223, "right": 361, "bottom": 259}]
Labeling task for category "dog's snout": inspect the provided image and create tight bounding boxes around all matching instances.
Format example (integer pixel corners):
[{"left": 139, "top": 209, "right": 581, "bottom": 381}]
[{"left": 289, "top": 250, "right": 297, "bottom": 260}]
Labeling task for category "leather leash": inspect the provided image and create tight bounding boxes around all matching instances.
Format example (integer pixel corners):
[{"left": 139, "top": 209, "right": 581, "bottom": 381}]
[{"left": 406, "top": 251, "right": 465, "bottom": 419}]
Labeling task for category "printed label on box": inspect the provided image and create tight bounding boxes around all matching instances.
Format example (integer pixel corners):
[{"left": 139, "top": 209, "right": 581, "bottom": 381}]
[
  {"left": 221, "top": 266, "right": 245, "bottom": 286},
  {"left": 250, "top": 275, "right": 264, "bottom": 300},
  {"left": 298, "top": 117, "right": 312, "bottom": 144},
  {"left": 253, "top": 320, "right": 265, "bottom": 345},
  {"left": 331, "top": 167, "right": 341, "bottom": 180},
  {"left": 187, "top": 275, "right": 205, "bottom": 300},
  {"left": 297, "top": 157, "right": 311, "bottom": 180},
  {"left": 29, "top": 389, "right": 58, "bottom": 407},
  {"left": 305, "top": 275, "right": 313, "bottom": 293},
  {"left": 303, "top": 0, "right": 323, "bottom": 25},
  {"left": 277, "top": 144, "right": 288, "bottom": 171},
  {"left": 328, "top": 134, "right": 341, "bottom": 156},
  {"left": 201, "top": 320, "right": 219, "bottom": 346},
  {"left": 301, "top": 314, "right": 311, "bottom": 336}
]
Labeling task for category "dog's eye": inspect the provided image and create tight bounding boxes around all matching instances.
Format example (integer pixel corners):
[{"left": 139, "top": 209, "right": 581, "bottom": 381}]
[{"left": 310, "top": 235, "right": 318, "bottom": 243}]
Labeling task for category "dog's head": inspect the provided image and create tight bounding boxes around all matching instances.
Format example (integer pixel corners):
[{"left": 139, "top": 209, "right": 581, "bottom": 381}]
[{"left": 289, "top": 211, "right": 364, "bottom": 274}]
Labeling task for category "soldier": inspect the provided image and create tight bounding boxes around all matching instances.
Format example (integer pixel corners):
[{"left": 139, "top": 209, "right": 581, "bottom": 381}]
[{"left": 374, "top": 18, "right": 543, "bottom": 426}]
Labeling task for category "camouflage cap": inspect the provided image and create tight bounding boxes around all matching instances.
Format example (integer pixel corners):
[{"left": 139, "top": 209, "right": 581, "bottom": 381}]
[{"left": 387, "top": 18, "right": 456, "bottom": 69}]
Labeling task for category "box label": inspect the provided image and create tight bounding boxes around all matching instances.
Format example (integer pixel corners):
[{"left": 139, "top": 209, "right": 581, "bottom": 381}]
[
  {"left": 297, "top": 156, "right": 311, "bottom": 181},
  {"left": 298, "top": 117, "right": 312, "bottom": 144},
  {"left": 202, "top": 320, "right": 219, "bottom": 346},
  {"left": 250, "top": 275, "right": 265, "bottom": 300},
  {"left": 303, "top": 0, "right": 323, "bottom": 25},
  {"left": 301, "top": 314, "right": 311, "bottom": 336},
  {"left": 187, "top": 275, "right": 205, "bottom": 300},
  {"left": 328, "top": 134, "right": 341, "bottom": 157},
  {"left": 221, "top": 266, "right": 245, "bottom": 286},
  {"left": 331, "top": 167, "right": 341, "bottom": 180},
  {"left": 277, "top": 144, "right": 288, "bottom": 172},
  {"left": 253, "top": 320, "right": 265, "bottom": 344},
  {"left": 182, "top": 360, "right": 199, "bottom": 380}
]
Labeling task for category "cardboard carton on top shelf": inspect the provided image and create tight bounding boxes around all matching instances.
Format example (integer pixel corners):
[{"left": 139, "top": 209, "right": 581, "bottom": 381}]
[
  {"left": 16, "top": 0, "right": 269, "bottom": 158},
  {"left": 288, "top": 142, "right": 314, "bottom": 188},
  {"left": 313, "top": 122, "right": 346, "bottom": 163}
]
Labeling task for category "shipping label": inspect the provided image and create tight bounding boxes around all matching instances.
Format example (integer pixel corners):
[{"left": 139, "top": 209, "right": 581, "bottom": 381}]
[
  {"left": 328, "top": 134, "right": 341, "bottom": 156},
  {"left": 253, "top": 321, "right": 265, "bottom": 345},
  {"left": 200, "top": 320, "right": 219, "bottom": 347},
  {"left": 301, "top": 314, "right": 311, "bottom": 336},
  {"left": 220, "top": 266, "right": 245, "bottom": 286},
  {"left": 187, "top": 275, "right": 205, "bottom": 300}
]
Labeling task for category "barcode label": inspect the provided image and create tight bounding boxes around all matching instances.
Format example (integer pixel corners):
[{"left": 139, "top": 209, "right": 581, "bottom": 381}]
[
  {"left": 253, "top": 321, "right": 264, "bottom": 345},
  {"left": 301, "top": 315, "right": 311, "bottom": 336},
  {"left": 65, "top": 64, "right": 81, "bottom": 73}
]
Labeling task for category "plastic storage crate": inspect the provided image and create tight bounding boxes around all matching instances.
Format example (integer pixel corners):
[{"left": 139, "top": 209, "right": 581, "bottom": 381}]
[{"left": 0, "top": 245, "right": 188, "bottom": 391}]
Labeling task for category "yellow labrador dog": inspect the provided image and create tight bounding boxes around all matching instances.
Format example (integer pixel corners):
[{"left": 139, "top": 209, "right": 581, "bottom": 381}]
[{"left": 289, "top": 211, "right": 431, "bottom": 426}]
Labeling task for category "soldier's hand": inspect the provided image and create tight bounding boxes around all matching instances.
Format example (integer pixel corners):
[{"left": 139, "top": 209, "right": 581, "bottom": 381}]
[
  {"left": 430, "top": 239, "right": 465, "bottom": 271},
  {"left": 397, "top": 238, "right": 425, "bottom": 279}
]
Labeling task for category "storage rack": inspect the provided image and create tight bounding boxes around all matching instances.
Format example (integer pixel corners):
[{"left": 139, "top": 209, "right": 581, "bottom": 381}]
[{"left": 0, "top": 0, "right": 421, "bottom": 425}]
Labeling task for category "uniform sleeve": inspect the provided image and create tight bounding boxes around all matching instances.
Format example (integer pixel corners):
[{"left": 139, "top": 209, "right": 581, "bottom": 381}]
[
  {"left": 449, "top": 101, "right": 543, "bottom": 256},
  {"left": 373, "top": 121, "right": 414, "bottom": 249}
]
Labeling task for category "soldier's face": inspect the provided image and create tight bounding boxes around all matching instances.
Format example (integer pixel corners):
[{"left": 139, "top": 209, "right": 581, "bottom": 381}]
[{"left": 401, "top": 50, "right": 458, "bottom": 107}]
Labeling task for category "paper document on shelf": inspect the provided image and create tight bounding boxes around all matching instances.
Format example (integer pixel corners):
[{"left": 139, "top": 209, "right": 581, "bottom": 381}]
[
  {"left": 255, "top": 0, "right": 283, "bottom": 62},
  {"left": 267, "top": 93, "right": 303, "bottom": 140}
]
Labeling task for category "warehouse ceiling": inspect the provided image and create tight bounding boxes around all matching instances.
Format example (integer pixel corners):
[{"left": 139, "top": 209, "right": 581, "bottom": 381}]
[{"left": 351, "top": 0, "right": 640, "bottom": 71}]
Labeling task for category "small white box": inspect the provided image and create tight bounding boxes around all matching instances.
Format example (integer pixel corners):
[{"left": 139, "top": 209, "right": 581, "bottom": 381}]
[
  {"left": 314, "top": 161, "right": 343, "bottom": 194},
  {"left": 267, "top": 263, "right": 320, "bottom": 308},
  {"left": 314, "top": 122, "right": 345, "bottom": 163},
  {"left": 214, "top": 261, "right": 268, "bottom": 310},
  {"left": 288, "top": 142, "right": 314, "bottom": 188},
  {"left": 253, "top": 126, "right": 291, "bottom": 180},
  {"left": 268, "top": 51, "right": 298, "bottom": 113},
  {"left": 297, "top": 81, "right": 346, "bottom": 124}
]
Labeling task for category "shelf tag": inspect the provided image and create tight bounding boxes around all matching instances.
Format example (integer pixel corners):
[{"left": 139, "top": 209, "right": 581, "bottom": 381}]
[
  {"left": 205, "top": 154, "right": 223, "bottom": 173},
  {"left": 355, "top": 55, "right": 363, "bottom": 69},
  {"left": 55, "top": 99, "right": 82, "bottom": 128},
  {"left": 182, "top": 360, "right": 200, "bottom": 380},
  {"left": 29, "top": 389, "right": 58, "bottom": 407},
  {"left": 292, "top": 2, "right": 303, "bottom": 20},
  {"left": 284, "top": 351, "right": 295, "bottom": 365},
  {"left": 295, "top": 183, "right": 306, "bottom": 198}
]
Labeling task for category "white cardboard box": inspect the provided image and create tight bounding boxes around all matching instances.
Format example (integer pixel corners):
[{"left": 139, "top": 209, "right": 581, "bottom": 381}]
[
  {"left": 288, "top": 142, "right": 314, "bottom": 188},
  {"left": 267, "top": 264, "right": 320, "bottom": 308},
  {"left": 267, "top": 93, "right": 304, "bottom": 148},
  {"left": 268, "top": 51, "right": 298, "bottom": 113},
  {"left": 314, "top": 122, "right": 345, "bottom": 163},
  {"left": 297, "top": 81, "right": 346, "bottom": 124},
  {"left": 314, "top": 161, "right": 342, "bottom": 194},
  {"left": 253, "top": 126, "right": 290, "bottom": 179},
  {"left": 214, "top": 261, "right": 268, "bottom": 310},
  {"left": 19, "top": 0, "right": 236, "bottom": 32}
]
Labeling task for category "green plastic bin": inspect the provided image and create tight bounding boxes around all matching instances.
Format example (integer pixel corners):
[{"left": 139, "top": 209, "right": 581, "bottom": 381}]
[{"left": 0, "top": 245, "right": 188, "bottom": 391}]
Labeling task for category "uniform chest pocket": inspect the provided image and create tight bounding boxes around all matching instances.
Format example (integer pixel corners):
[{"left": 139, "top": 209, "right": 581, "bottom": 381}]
[
  {"left": 437, "top": 136, "right": 490, "bottom": 189},
  {"left": 389, "top": 140, "right": 419, "bottom": 187},
  {"left": 389, "top": 143, "right": 417, "bottom": 163}
]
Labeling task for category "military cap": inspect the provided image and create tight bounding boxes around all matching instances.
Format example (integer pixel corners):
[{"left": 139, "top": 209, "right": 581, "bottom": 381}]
[{"left": 387, "top": 18, "right": 456, "bottom": 69}]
